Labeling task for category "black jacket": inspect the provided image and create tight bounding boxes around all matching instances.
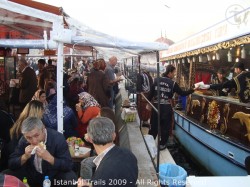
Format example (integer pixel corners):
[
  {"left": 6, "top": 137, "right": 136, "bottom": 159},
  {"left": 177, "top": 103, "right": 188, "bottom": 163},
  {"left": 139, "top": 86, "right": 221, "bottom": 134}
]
[{"left": 91, "top": 146, "right": 138, "bottom": 187}]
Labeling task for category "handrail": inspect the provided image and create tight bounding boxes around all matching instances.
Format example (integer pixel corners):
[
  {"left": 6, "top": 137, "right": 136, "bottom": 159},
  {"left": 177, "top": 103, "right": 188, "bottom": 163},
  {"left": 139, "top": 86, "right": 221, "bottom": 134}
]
[
  {"left": 123, "top": 74, "right": 135, "bottom": 85},
  {"left": 140, "top": 93, "right": 158, "bottom": 113}
]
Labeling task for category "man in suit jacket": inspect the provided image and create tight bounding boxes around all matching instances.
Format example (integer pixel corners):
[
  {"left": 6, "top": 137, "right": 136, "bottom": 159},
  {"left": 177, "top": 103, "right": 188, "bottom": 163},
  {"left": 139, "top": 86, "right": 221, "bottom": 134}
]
[
  {"left": 17, "top": 58, "right": 37, "bottom": 109},
  {"left": 78, "top": 117, "right": 138, "bottom": 187},
  {"left": 3, "top": 117, "right": 77, "bottom": 187}
]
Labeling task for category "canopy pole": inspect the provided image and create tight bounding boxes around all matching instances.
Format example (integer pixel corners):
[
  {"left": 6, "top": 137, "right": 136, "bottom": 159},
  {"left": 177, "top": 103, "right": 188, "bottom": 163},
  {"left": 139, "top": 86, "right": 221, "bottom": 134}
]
[{"left": 57, "top": 41, "right": 64, "bottom": 133}]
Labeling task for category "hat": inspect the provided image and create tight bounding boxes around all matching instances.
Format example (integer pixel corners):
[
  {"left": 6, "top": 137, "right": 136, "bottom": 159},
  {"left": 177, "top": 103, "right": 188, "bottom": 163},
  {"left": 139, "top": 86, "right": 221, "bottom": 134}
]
[
  {"left": 234, "top": 62, "right": 245, "bottom": 70},
  {"left": 217, "top": 68, "right": 225, "bottom": 74}
]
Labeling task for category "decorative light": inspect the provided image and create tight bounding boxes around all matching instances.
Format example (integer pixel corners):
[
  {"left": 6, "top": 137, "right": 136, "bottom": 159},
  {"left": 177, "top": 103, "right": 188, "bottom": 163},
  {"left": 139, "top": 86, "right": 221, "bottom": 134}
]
[
  {"left": 235, "top": 57, "right": 239, "bottom": 62},
  {"left": 241, "top": 47, "right": 246, "bottom": 59},
  {"left": 178, "top": 59, "right": 180, "bottom": 64},
  {"left": 207, "top": 54, "right": 211, "bottom": 61},
  {"left": 199, "top": 55, "right": 203, "bottom": 62},
  {"left": 227, "top": 50, "right": 232, "bottom": 62},
  {"left": 182, "top": 59, "right": 185, "bottom": 64},
  {"left": 216, "top": 52, "right": 220, "bottom": 60},
  {"left": 187, "top": 57, "right": 191, "bottom": 63},
  {"left": 192, "top": 56, "right": 196, "bottom": 62},
  {"left": 212, "top": 55, "right": 216, "bottom": 60}
]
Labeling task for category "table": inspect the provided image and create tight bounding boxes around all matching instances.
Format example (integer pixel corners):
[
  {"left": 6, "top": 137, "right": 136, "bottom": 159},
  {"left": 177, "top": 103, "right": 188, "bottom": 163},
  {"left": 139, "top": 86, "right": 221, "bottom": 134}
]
[{"left": 70, "top": 146, "right": 91, "bottom": 176}]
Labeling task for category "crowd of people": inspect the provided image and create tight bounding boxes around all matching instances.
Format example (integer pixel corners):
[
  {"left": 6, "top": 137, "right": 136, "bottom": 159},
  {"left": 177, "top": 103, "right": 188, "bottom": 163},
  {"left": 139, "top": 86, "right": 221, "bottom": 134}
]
[{"left": 0, "top": 56, "right": 138, "bottom": 187}]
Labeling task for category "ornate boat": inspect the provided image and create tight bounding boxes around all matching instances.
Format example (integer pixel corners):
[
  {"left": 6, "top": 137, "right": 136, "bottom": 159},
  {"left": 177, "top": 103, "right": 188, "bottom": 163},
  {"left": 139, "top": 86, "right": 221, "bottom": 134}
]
[{"left": 160, "top": 6, "right": 250, "bottom": 175}]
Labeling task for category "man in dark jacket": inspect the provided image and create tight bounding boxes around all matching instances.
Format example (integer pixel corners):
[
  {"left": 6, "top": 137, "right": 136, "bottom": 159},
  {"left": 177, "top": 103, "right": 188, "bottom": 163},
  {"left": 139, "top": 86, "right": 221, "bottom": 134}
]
[
  {"left": 148, "top": 65, "right": 194, "bottom": 150},
  {"left": 78, "top": 117, "right": 138, "bottom": 187},
  {"left": 17, "top": 58, "right": 37, "bottom": 109},
  {"left": 3, "top": 117, "right": 77, "bottom": 187}
]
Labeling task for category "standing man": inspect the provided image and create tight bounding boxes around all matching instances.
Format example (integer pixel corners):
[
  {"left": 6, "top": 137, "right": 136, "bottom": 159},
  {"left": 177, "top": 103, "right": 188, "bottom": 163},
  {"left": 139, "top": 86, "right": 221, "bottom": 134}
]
[
  {"left": 104, "top": 56, "right": 123, "bottom": 109},
  {"left": 136, "top": 69, "right": 153, "bottom": 127},
  {"left": 148, "top": 65, "right": 194, "bottom": 150},
  {"left": 78, "top": 117, "right": 138, "bottom": 187},
  {"left": 37, "top": 58, "right": 48, "bottom": 91},
  {"left": 17, "top": 58, "right": 37, "bottom": 109},
  {"left": 3, "top": 117, "right": 77, "bottom": 187}
]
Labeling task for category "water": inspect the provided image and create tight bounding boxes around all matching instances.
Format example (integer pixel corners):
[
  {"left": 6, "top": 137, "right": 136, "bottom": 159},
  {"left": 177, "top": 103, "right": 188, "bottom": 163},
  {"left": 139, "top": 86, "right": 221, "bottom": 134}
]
[
  {"left": 168, "top": 138, "right": 212, "bottom": 176},
  {"left": 43, "top": 176, "right": 51, "bottom": 187}
]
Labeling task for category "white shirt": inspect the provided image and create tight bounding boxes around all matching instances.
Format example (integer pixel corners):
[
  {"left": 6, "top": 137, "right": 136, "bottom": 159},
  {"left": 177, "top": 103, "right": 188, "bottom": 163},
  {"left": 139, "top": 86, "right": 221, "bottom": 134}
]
[{"left": 93, "top": 144, "right": 115, "bottom": 169}]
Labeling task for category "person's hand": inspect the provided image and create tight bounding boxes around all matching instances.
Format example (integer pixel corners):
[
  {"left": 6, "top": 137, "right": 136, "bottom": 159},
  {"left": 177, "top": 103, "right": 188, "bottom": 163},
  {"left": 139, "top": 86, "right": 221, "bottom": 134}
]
[
  {"left": 76, "top": 103, "right": 81, "bottom": 112},
  {"left": 36, "top": 145, "right": 54, "bottom": 164},
  {"left": 24, "top": 145, "right": 36, "bottom": 159},
  {"left": 116, "top": 76, "right": 123, "bottom": 82},
  {"left": 84, "top": 133, "right": 91, "bottom": 143}
]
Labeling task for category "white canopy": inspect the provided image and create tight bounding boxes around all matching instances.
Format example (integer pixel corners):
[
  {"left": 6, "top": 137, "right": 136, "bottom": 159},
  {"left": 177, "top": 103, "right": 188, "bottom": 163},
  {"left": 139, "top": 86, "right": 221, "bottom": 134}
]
[{"left": 0, "top": 0, "right": 168, "bottom": 133}]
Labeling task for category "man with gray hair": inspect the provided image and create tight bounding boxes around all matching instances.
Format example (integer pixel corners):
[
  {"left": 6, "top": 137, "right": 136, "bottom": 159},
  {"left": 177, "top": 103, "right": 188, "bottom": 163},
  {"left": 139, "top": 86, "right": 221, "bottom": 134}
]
[
  {"left": 3, "top": 117, "right": 77, "bottom": 187},
  {"left": 78, "top": 117, "right": 138, "bottom": 187},
  {"left": 104, "top": 56, "right": 123, "bottom": 109}
]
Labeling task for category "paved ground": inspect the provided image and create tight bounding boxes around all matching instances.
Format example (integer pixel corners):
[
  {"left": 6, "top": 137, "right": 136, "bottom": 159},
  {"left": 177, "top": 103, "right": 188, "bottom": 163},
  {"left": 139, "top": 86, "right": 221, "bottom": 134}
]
[{"left": 117, "top": 84, "right": 175, "bottom": 187}]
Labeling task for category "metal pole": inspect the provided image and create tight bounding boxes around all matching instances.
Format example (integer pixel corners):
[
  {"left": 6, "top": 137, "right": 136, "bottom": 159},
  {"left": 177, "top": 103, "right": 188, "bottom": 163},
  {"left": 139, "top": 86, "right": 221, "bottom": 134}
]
[
  {"left": 156, "top": 51, "right": 160, "bottom": 174},
  {"left": 57, "top": 42, "right": 64, "bottom": 134},
  {"left": 132, "top": 57, "right": 134, "bottom": 102}
]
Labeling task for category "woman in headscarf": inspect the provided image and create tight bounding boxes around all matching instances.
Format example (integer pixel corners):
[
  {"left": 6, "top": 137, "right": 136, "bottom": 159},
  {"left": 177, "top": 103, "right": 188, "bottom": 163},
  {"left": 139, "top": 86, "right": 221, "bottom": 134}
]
[
  {"left": 32, "top": 89, "right": 48, "bottom": 108},
  {"left": 75, "top": 92, "right": 101, "bottom": 138}
]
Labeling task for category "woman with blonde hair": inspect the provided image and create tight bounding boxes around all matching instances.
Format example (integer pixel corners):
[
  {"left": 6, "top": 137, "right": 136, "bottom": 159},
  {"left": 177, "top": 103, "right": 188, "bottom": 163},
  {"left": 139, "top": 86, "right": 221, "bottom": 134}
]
[{"left": 9, "top": 100, "right": 44, "bottom": 152}]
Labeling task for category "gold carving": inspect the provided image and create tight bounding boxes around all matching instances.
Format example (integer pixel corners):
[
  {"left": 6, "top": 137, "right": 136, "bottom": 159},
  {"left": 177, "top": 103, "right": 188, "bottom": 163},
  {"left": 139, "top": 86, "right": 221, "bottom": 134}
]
[
  {"left": 232, "top": 112, "right": 250, "bottom": 142},
  {"left": 191, "top": 99, "right": 200, "bottom": 114},
  {"left": 207, "top": 100, "right": 220, "bottom": 130}
]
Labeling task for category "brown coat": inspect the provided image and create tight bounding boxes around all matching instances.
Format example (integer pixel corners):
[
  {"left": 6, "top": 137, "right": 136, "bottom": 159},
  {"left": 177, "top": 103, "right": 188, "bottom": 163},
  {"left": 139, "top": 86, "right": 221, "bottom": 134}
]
[{"left": 86, "top": 69, "right": 110, "bottom": 107}]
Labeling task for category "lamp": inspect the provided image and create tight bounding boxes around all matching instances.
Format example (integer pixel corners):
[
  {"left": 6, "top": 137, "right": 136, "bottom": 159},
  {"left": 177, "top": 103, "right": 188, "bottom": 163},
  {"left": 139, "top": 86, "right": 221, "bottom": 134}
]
[
  {"left": 199, "top": 55, "right": 203, "bottom": 62},
  {"left": 241, "top": 47, "right": 246, "bottom": 59},
  {"left": 212, "top": 55, "right": 216, "bottom": 60},
  {"left": 216, "top": 52, "right": 220, "bottom": 60},
  {"left": 192, "top": 56, "right": 196, "bottom": 62},
  {"left": 207, "top": 54, "right": 211, "bottom": 61},
  {"left": 227, "top": 50, "right": 232, "bottom": 62},
  {"left": 178, "top": 59, "right": 180, "bottom": 64},
  {"left": 182, "top": 59, "right": 185, "bottom": 64}
]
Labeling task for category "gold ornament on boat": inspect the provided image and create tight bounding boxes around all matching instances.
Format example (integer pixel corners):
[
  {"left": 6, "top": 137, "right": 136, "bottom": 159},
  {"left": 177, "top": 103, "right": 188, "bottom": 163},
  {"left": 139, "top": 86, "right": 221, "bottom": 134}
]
[
  {"left": 186, "top": 95, "right": 192, "bottom": 114},
  {"left": 191, "top": 99, "right": 200, "bottom": 114},
  {"left": 220, "top": 103, "right": 230, "bottom": 134},
  {"left": 232, "top": 112, "right": 250, "bottom": 142},
  {"left": 207, "top": 100, "right": 220, "bottom": 130}
]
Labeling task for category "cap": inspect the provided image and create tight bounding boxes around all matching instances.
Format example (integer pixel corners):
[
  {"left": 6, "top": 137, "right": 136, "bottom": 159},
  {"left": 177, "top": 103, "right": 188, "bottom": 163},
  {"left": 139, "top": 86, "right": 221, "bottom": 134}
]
[
  {"left": 217, "top": 68, "right": 225, "bottom": 74},
  {"left": 234, "top": 62, "right": 245, "bottom": 70}
]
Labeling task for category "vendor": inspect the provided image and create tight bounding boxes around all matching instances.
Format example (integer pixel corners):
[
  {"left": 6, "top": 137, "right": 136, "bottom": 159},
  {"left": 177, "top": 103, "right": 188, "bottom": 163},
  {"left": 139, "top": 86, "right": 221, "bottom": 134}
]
[
  {"left": 205, "top": 62, "right": 250, "bottom": 103},
  {"left": 211, "top": 68, "right": 229, "bottom": 96}
]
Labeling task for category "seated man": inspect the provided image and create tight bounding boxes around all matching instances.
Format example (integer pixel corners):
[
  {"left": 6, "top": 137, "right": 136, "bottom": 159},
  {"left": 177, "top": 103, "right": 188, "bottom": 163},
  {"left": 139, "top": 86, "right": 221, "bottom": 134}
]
[
  {"left": 78, "top": 117, "right": 138, "bottom": 187},
  {"left": 3, "top": 117, "right": 77, "bottom": 187}
]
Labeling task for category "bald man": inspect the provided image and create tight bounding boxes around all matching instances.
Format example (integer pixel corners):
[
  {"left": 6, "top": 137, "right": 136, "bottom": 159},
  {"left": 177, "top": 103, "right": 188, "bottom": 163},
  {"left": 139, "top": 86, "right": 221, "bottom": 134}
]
[{"left": 104, "top": 56, "right": 123, "bottom": 108}]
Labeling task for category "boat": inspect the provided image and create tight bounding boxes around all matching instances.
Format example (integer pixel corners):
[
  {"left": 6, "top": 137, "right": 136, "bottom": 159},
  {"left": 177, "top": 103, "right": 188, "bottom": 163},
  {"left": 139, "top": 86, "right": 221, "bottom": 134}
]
[{"left": 160, "top": 6, "right": 250, "bottom": 176}]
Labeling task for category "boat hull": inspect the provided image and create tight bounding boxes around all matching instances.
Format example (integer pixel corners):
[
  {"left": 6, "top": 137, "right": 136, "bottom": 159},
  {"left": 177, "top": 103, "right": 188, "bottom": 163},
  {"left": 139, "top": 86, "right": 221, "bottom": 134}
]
[{"left": 174, "top": 111, "right": 249, "bottom": 176}]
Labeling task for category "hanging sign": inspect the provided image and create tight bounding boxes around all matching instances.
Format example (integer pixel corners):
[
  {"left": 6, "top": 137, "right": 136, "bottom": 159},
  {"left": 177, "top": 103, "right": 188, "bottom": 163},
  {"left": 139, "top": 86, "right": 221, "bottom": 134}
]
[{"left": 44, "top": 49, "right": 56, "bottom": 56}]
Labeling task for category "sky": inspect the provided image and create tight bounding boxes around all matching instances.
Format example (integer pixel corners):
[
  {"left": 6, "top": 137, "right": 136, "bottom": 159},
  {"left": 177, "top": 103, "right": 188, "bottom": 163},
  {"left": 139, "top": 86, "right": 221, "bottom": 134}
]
[{"left": 34, "top": 0, "right": 250, "bottom": 43}]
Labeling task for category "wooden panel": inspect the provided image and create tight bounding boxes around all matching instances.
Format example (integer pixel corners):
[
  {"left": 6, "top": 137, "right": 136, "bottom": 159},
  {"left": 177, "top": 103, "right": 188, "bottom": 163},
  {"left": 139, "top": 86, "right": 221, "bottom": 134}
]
[{"left": 186, "top": 93, "right": 250, "bottom": 148}]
